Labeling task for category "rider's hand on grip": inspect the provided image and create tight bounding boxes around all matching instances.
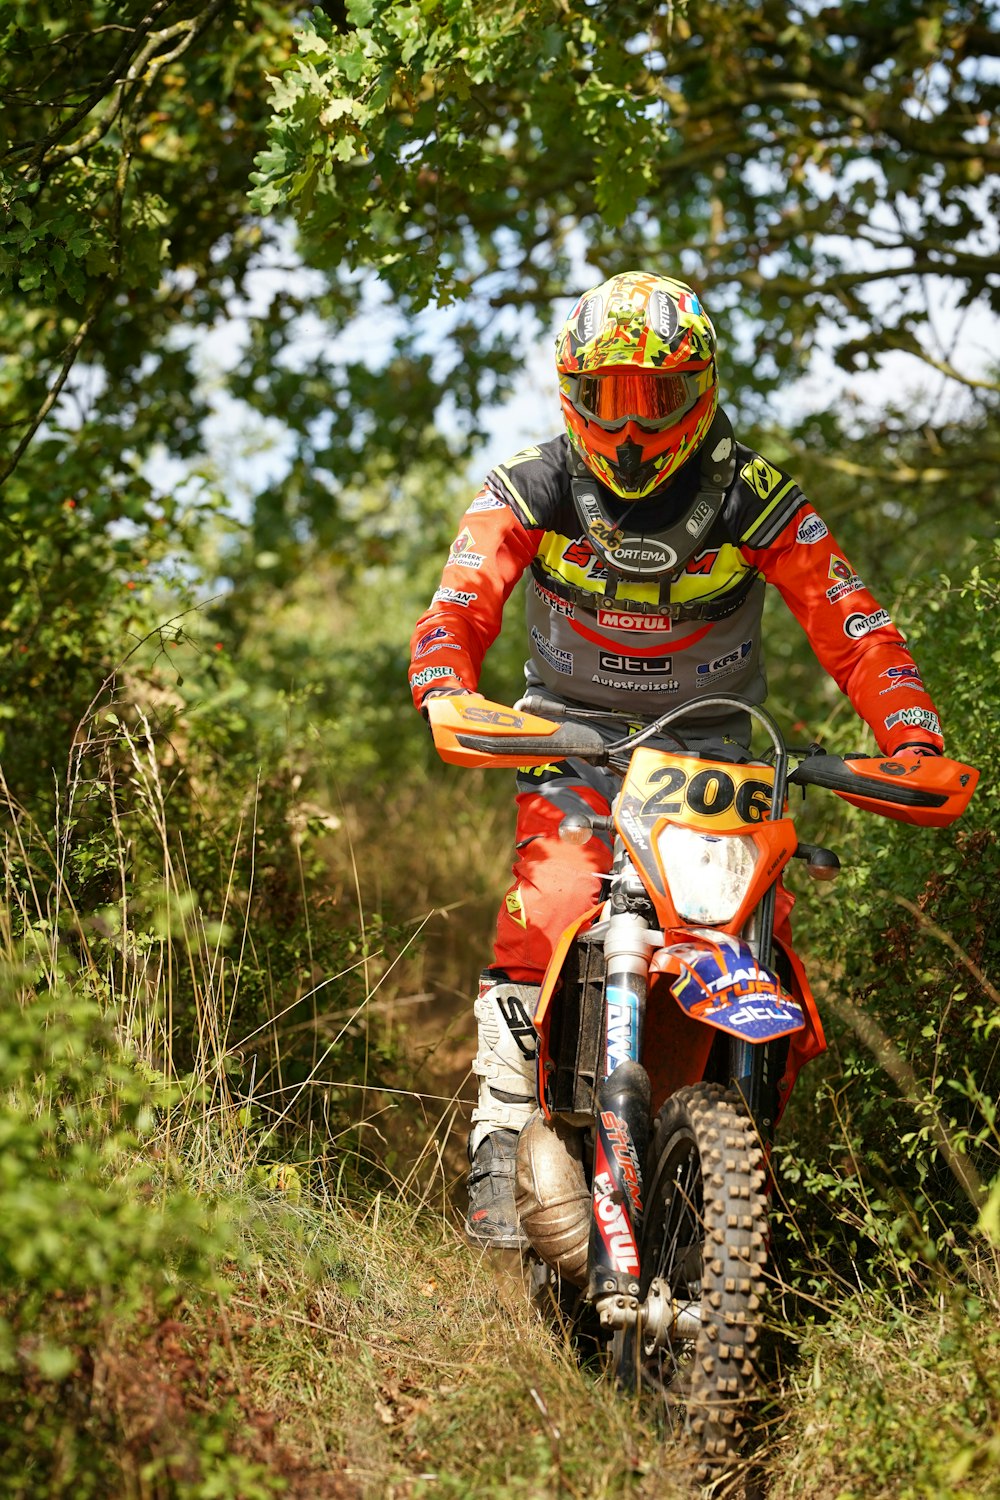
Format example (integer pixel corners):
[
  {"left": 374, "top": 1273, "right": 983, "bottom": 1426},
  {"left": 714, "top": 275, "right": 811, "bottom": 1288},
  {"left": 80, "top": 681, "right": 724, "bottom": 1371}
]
[{"left": 420, "top": 687, "right": 471, "bottom": 727}]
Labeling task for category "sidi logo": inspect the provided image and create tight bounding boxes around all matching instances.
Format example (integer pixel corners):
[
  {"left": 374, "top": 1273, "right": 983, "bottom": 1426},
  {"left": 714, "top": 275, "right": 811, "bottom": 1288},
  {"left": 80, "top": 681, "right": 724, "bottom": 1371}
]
[{"left": 498, "top": 994, "right": 538, "bottom": 1059}]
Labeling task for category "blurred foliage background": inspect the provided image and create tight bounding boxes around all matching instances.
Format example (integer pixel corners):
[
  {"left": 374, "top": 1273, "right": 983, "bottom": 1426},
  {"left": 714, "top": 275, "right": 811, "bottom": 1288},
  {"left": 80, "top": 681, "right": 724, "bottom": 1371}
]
[{"left": 0, "top": 2, "right": 998, "bottom": 1494}]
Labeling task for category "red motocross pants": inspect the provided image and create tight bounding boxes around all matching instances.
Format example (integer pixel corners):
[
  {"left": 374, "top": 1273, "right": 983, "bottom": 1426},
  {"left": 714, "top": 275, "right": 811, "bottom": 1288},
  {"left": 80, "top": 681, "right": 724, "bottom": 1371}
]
[{"left": 493, "top": 762, "right": 614, "bottom": 983}]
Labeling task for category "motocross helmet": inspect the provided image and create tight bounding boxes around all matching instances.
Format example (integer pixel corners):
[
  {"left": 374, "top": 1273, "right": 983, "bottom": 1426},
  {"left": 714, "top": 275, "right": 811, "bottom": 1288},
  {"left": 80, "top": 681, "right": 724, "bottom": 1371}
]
[{"left": 555, "top": 270, "right": 718, "bottom": 502}]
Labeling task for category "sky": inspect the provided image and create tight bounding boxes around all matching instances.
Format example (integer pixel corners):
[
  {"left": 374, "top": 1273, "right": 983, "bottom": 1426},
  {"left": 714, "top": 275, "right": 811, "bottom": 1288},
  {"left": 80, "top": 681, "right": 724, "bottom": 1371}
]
[{"left": 176, "top": 230, "right": 996, "bottom": 517}]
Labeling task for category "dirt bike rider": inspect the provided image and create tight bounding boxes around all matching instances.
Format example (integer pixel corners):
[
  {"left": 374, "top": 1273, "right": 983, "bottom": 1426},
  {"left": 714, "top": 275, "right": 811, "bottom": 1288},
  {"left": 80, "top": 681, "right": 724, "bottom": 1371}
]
[{"left": 408, "top": 270, "right": 945, "bottom": 1249}]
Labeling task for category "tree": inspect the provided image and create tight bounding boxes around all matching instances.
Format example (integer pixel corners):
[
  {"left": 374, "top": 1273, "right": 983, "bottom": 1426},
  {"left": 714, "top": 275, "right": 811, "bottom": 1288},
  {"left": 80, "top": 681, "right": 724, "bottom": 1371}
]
[
  {"left": 250, "top": 0, "right": 999, "bottom": 429},
  {"left": 1, "top": 4, "right": 996, "bottom": 804},
  {"left": 0, "top": 2, "right": 299, "bottom": 786}
]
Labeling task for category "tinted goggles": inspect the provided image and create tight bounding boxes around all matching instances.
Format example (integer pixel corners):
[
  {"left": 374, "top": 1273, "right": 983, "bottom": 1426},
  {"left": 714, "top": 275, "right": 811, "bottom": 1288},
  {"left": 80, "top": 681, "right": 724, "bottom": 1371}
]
[{"left": 566, "top": 368, "right": 711, "bottom": 432}]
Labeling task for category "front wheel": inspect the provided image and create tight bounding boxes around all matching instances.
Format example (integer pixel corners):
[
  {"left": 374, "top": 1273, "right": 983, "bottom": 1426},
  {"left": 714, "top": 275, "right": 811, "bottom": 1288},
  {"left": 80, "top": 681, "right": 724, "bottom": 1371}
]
[{"left": 631, "top": 1082, "right": 768, "bottom": 1477}]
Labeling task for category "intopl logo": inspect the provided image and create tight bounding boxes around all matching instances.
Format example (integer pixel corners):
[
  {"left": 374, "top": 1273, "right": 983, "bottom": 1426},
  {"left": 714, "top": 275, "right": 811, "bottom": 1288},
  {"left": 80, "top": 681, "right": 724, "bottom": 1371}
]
[{"left": 844, "top": 608, "right": 891, "bottom": 639}]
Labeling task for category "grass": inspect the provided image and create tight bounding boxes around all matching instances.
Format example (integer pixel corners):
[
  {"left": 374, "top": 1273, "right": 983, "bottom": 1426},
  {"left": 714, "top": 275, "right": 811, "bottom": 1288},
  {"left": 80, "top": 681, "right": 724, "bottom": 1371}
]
[
  {"left": 762, "top": 1276, "right": 1000, "bottom": 1498},
  {"left": 215, "top": 1186, "right": 707, "bottom": 1500},
  {"left": 1, "top": 694, "right": 999, "bottom": 1499}
]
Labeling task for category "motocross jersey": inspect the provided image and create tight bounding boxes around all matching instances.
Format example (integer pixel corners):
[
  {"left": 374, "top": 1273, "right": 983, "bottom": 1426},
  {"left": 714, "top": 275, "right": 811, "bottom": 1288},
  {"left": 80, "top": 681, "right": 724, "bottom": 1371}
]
[{"left": 408, "top": 427, "right": 944, "bottom": 757}]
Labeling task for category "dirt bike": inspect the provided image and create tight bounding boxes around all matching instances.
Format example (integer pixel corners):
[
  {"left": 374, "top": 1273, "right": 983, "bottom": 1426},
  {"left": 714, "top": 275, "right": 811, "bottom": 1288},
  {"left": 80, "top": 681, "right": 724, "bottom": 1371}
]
[{"left": 428, "top": 690, "right": 977, "bottom": 1475}]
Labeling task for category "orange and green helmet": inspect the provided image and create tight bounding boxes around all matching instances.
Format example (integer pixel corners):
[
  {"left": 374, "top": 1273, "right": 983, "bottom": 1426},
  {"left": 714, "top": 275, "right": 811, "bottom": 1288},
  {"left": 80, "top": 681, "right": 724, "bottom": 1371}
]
[{"left": 555, "top": 270, "right": 719, "bottom": 501}]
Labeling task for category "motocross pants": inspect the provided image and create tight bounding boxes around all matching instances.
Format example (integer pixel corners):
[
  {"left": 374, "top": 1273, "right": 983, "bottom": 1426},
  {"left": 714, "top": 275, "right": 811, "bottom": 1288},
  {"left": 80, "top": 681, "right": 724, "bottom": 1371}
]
[
  {"left": 469, "top": 762, "right": 615, "bottom": 1147},
  {"left": 493, "top": 760, "right": 615, "bottom": 985}
]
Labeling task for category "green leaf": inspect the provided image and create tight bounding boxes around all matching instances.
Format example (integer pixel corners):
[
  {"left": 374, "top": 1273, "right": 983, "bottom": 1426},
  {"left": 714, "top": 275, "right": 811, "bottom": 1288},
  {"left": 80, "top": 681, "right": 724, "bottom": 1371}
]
[{"left": 31, "top": 1342, "right": 77, "bottom": 1381}]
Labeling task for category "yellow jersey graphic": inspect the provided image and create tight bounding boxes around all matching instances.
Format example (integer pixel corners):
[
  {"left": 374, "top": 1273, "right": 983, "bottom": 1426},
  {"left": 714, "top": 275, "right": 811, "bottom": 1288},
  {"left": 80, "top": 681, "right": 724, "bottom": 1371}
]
[
  {"left": 740, "top": 456, "right": 784, "bottom": 501},
  {"left": 505, "top": 886, "right": 528, "bottom": 928}
]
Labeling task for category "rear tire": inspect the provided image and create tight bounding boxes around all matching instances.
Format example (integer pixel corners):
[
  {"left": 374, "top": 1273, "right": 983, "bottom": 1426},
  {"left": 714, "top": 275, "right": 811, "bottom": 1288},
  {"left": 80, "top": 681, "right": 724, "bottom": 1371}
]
[{"left": 633, "top": 1082, "right": 768, "bottom": 1478}]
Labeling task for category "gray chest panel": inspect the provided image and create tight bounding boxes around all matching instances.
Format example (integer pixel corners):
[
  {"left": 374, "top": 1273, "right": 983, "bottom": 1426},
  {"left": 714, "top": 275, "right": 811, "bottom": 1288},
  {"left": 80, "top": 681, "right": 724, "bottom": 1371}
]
[{"left": 523, "top": 577, "right": 768, "bottom": 728}]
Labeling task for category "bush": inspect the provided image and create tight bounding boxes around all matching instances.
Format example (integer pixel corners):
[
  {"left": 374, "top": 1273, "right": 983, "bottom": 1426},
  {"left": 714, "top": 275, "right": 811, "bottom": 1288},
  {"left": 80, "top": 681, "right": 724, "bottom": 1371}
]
[
  {"left": 774, "top": 544, "right": 1000, "bottom": 1293},
  {"left": 0, "top": 972, "right": 275, "bottom": 1497}
]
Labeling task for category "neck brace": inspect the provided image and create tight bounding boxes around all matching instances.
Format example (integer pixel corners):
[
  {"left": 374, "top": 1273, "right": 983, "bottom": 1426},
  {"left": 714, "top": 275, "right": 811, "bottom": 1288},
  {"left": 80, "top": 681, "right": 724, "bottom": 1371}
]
[{"left": 569, "top": 407, "right": 737, "bottom": 588}]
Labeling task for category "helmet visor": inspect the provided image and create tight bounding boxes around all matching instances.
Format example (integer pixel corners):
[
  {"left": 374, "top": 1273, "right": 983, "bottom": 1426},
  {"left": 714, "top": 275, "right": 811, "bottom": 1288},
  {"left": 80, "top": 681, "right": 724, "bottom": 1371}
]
[{"left": 570, "top": 368, "right": 711, "bottom": 432}]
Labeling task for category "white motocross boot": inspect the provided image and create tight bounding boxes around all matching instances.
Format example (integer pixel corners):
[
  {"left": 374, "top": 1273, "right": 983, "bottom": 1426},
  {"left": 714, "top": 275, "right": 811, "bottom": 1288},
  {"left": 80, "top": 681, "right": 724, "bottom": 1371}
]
[{"left": 465, "top": 970, "right": 541, "bottom": 1248}]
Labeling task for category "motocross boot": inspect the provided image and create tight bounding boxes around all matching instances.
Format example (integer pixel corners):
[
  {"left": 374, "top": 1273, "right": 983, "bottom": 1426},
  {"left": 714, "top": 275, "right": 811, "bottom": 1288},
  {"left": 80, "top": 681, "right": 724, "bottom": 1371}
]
[{"left": 465, "top": 970, "right": 541, "bottom": 1249}]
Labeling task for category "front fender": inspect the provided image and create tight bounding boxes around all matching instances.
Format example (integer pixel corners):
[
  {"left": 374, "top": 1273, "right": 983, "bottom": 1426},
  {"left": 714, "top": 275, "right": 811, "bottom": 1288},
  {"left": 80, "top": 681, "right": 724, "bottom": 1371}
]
[{"left": 655, "top": 931, "right": 806, "bottom": 1042}]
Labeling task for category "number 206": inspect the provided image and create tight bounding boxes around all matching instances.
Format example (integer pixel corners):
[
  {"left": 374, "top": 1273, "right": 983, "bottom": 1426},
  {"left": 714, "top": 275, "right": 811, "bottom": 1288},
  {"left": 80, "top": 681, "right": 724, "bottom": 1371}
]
[{"left": 640, "top": 766, "right": 773, "bottom": 822}]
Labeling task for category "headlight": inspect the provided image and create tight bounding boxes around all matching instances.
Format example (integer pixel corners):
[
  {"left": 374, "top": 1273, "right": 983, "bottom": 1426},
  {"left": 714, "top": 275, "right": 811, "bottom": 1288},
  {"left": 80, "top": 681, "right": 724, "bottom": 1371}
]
[{"left": 657, "top": 825, "right": 758, "bottom": 924}]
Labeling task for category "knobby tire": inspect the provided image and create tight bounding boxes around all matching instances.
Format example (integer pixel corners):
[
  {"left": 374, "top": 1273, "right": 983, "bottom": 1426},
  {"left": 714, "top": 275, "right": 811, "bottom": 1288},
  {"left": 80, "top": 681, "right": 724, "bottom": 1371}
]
[{"left": 620, "top": 1081, "right": 768, "bottom": 1480}]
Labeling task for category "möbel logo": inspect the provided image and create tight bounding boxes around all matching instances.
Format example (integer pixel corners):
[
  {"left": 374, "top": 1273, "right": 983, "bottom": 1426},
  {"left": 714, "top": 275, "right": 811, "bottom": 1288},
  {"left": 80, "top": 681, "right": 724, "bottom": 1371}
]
[
  {"left": 796, "top": 512, "right": 828, "bottom": 544},
  {"left": 884, "top": 706, "right": 941, "bottom": 735},
  {"left": 411, "top": 665, "right": 454, "bottom": 689}
]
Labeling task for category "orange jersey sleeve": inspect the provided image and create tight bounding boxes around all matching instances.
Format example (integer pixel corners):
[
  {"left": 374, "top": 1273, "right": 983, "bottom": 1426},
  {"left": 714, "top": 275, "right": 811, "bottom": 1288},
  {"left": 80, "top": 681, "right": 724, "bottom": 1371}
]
[
  {"left": 408, "top": 488, "right": 541, "bottom": 709},
  {"left": 743, "top": 506, "right": 944, "bottom": 756}
]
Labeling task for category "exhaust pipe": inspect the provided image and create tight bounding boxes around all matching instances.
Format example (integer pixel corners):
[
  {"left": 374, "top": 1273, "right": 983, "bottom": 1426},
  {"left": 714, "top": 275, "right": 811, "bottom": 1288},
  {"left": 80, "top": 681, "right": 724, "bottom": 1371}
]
[{"left": 514, "top": 1109, "right": 590, "bottom": 1287}]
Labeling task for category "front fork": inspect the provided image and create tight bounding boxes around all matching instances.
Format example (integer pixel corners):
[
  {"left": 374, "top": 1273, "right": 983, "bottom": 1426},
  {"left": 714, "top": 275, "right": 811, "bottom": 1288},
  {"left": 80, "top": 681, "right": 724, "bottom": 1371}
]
[
  {"left": 730, "top": 910, "right": 783, "bottom": 1144},
  {"left": 587, "top": 910, "right": 655, "bottom": 1329}
]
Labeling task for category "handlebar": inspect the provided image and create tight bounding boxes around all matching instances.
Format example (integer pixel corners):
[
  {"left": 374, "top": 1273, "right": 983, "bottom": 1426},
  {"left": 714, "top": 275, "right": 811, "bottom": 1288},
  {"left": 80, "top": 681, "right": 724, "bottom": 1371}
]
[{"left": 428, "top": 692, "right": 978, "bottom": 829}]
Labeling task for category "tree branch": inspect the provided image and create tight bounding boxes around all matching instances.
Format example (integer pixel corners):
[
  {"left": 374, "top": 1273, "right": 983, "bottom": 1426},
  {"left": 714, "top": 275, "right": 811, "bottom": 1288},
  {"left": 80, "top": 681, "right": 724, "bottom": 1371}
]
[
  {"left": 6, "top": 1, "right": 179, "bottom": 175},
  {"left": 0, "top": 289, "right": 111, "bottom": 493}
]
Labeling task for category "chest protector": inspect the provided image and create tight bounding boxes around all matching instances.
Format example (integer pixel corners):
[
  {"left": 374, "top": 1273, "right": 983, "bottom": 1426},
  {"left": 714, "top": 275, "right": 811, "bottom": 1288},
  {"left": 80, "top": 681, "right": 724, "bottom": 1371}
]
[{"left": 563, "top": 409, "right": 753, "bottom": 620}]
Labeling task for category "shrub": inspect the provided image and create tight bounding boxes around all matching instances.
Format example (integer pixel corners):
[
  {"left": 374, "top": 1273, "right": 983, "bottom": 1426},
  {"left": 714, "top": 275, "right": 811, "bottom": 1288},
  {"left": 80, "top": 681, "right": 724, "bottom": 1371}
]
[{"left": 0, "top": 971, "right": 268, "bottom": 1496}]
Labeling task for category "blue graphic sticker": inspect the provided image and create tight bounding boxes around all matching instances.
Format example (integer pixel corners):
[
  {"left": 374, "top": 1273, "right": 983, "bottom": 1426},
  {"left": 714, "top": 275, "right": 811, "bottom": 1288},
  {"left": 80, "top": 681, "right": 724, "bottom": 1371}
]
[
  {"left": 605, "top": 984, "right": 640, "bottom": 1071},
  {"left": 669, "top": 941, "right": 805, "bottom": 1042}
]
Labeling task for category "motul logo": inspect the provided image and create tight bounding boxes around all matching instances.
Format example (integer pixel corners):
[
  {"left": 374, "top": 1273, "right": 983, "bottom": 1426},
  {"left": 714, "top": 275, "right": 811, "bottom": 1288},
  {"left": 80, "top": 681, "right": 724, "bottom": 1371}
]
[
  {"left": 596, "top": 608, "right": 671, "bottom": 632},
  {"left": 594, "top": 1172, "right": 640, "bottom": 1273}
]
